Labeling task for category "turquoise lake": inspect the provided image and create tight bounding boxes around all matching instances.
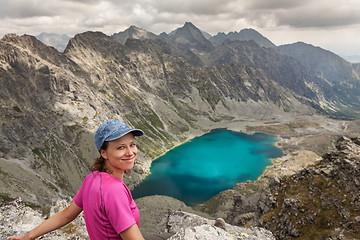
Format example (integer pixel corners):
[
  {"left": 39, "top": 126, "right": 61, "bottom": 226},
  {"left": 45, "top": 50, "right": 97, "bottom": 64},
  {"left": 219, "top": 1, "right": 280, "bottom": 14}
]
[{"left": 132, "top": 129, "right": 282, "bottom": 205}]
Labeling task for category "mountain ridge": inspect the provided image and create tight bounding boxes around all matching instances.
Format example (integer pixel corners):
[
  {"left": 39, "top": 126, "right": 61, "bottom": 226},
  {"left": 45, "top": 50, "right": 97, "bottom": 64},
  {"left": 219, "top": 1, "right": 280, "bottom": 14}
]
[
  {"left": 209, "top": 28, "right": 277, "bottom": 48},
  {"left": 111, "top": 25, "right": 159, "bottom": 44},
  {"left": 279, "top": 41, "right": 360, "bottom": 118}
]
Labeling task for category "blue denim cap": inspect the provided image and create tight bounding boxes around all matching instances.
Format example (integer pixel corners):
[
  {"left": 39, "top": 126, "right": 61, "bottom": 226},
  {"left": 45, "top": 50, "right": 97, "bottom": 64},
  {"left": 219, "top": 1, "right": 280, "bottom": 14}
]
[{"left": 95, "top": 120, "right": 144, "bottom": 151}]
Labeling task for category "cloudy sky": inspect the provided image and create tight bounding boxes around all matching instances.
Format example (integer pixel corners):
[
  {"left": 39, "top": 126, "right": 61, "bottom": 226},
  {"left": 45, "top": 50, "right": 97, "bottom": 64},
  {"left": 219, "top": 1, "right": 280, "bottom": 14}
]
[{"left": 1, "top": 0, "right": 359, "bottom": 58}]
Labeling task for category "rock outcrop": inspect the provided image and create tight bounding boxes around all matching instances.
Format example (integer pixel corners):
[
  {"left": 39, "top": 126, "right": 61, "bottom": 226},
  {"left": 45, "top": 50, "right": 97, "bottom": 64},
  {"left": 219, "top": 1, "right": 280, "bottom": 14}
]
[
  {"left": 259, "top": 136, "right": 360, "bottom": 239},
  {"left": 166, "top": 211, "right": 275, "bottom": 240},
  {"left": 0, "top": 197, "right": 88, "bottom": 239}
]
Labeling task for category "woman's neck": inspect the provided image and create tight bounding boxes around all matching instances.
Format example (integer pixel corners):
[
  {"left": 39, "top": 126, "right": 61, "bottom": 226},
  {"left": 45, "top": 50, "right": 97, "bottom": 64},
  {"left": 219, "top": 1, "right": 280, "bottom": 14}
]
[
  {"left": 104, "top": 165, "right": 124, "bottom": 179},
  {"left": 110, "top": 170, "right": 124, "bottom": 179}
]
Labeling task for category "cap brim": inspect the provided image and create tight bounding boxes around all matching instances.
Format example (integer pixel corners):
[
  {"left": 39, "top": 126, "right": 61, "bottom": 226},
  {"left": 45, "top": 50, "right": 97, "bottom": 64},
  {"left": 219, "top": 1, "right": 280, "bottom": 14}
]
[
  {"left": 107, "top": 129, "right": 144, "bottom": 142},
  {"left": 131, "top": 129, "right": 144, "bottom": 136}
]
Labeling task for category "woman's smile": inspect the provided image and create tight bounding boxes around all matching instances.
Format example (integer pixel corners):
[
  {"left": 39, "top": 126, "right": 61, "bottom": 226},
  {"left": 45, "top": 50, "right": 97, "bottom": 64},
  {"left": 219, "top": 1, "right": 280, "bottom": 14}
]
[
  {"left": 121, "top": 156, "right": 135, "bottom": 161},
  {"left": 100, "top": 133, "right": 138, "bottom": 178}
]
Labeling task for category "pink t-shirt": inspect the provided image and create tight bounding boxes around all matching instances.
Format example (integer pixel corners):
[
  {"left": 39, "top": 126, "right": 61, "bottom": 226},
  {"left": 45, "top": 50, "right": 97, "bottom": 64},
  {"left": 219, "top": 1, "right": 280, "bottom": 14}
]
[{"left": 74, "top": 171, "right": 140, "bottom": 240}]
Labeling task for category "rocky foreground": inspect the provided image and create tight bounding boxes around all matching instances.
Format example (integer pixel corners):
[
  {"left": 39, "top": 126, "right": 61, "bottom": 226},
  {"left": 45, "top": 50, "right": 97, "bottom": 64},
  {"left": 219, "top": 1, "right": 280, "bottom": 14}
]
[{"left": 0, "top": 197, "right": 275, "bottom": 239}]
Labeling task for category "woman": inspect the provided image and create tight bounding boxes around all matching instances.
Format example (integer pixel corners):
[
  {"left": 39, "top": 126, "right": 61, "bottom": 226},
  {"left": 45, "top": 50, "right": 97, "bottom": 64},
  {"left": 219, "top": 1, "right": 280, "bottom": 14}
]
[{"left": 9, "top": 119, "right": 145, "bottom": 240}]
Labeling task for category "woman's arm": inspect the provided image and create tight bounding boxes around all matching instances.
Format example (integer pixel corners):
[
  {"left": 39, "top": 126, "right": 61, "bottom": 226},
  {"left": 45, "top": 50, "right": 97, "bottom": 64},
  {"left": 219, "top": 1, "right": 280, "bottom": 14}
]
[
  {"left": 8, "top": 201, "right": 83, "bottom": 240},
  {"left": 120, "top": 223, "right": 145, "bottom": 240}
]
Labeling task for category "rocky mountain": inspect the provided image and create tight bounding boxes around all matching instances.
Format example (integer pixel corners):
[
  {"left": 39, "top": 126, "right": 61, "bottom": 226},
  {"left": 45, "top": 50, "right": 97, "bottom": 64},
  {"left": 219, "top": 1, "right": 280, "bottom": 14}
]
[
  {"left": 169, "top": 22, "right": 214, "bottom": 52},
  {"left": 35, "top": 32, "right": 70, "bottom": 52},
  {"left": 209, "top": 28, "right": 277, "bottom": 48},
  {"left": 164, "top": 27, "right": 212, "bottom": 40},
  {"left": 162, "top": 22, "right": 215, "bottom": 66},
  {"left": 163, "top": 24, "right": 356, "bottom": 117},
  {"left": 279, "top": 42, "right": 357, "bottom": 86},
  {"left": 159, "top": 23, "right": 360, "bottom": 118},
  {"left": 262, "top": 136, "right": 360, "bottom": 239},
  {"left": 279, "top": 42, "right": 360, "bottom": 118},
  {"left": 111, "top": 25, "right": 159, "bottom": 44},
  {"left": 33, "top": 25, "right": 360, "bottom": 120},
  {"left": 353, "top": 62, "right": 360, "bottom": 76}
]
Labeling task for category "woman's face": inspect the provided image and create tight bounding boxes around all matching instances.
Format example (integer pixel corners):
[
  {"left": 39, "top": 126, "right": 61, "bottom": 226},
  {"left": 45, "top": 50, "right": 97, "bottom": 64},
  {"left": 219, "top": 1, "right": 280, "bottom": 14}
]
[{"left": 101, "top": 133, "right": 138, "bottom": 176}]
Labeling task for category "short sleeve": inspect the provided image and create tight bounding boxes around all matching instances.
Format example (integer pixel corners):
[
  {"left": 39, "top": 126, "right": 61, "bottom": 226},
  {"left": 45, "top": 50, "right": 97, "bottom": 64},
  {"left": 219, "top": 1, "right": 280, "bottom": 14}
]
[
  {"left": 73, "top": 184, "right": 83, "bottom": 208},
  {"left": 104, "top": 184, "right": 136, "bottom": 234}
]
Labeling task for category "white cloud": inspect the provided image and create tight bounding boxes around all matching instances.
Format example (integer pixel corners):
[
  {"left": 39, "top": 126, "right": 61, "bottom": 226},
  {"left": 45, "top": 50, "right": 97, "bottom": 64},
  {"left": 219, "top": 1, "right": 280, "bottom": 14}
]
[{"left": 0, "top": 0, "right": 359, "bottom": 56}]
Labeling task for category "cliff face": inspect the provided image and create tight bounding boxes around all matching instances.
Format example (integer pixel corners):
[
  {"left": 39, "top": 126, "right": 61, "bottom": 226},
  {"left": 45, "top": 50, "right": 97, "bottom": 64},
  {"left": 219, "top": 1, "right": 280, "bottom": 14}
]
[{"left": 0, "top": 34, "right": 93, "bottom": 206}]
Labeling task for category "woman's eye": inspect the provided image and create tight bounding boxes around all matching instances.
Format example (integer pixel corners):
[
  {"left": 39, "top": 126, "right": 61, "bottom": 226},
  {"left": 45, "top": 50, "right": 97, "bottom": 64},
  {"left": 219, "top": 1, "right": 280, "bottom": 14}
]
[{"left": 117, "top": 146, "right": 125, "bottom": 149}]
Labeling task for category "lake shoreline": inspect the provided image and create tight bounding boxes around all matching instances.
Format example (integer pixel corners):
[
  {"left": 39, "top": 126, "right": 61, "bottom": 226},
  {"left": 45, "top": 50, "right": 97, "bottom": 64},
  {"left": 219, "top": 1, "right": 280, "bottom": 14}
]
[{"left": 133, "top": 129, "right": 283, "bottom": 205}]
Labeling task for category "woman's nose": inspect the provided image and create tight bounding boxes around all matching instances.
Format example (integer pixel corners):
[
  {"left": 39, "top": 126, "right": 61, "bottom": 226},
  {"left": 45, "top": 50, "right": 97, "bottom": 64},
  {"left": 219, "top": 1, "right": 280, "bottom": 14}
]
[{"left": 125, "top": 146, "right": 133, "bottom": 155}]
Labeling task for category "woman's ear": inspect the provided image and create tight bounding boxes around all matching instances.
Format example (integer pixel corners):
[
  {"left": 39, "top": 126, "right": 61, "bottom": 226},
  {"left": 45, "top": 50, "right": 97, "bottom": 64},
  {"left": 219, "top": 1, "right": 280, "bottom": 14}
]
[{"left": 100, "top": 149, "right": 107, "bottom": 160}]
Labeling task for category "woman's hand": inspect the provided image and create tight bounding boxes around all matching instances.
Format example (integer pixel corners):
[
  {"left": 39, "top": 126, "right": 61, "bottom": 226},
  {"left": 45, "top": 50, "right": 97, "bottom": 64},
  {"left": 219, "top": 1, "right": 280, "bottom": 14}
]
[{"left": 8, "top": 234, "right": 34, "bottom": 240}]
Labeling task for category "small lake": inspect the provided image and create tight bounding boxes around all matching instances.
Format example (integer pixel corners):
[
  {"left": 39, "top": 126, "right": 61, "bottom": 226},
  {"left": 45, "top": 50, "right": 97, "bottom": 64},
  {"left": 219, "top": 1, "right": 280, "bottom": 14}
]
[{"left": 132, "top": 129, "right": 282, "bottom": 205}]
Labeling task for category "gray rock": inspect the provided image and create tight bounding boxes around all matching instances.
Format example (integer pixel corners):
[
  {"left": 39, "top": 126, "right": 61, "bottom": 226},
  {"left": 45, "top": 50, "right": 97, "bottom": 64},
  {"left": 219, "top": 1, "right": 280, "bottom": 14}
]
[
  {"left": 214, "top": 217, "right": 226, "bottom": 230},
  {"left": 168, "top": 225, "right": 235, "bottom": 240},
  {"left": 0, "top": 197, "right": 89, "bottom": 240},
  {"left": 136, "top": 195, "right": 210, "bottom": 235},
  {"left": 167, "top": 211, "right": 275, "bottom": 240}
]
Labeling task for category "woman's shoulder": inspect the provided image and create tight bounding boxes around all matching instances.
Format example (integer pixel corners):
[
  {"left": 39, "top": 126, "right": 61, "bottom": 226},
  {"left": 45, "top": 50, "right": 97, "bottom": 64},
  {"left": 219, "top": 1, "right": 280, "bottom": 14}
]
[{"left": 84, "top": 171, "right": 100, "bottom": 180}]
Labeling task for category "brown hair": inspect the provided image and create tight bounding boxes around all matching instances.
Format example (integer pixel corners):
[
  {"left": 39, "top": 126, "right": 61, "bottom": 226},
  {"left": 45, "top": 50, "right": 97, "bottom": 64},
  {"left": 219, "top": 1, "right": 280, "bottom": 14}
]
[{"left": 90, "top": 141, "right": 109, "bottom": 173}]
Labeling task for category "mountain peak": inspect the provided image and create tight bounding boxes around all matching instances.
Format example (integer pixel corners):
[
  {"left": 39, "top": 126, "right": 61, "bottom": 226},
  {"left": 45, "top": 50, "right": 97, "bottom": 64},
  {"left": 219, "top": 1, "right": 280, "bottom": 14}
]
[
  {"left": 111, "top": 25, "right": 158, "bottom": 44},
  {"left": 170, "top": 22, "right": 214, "bottom": 53},
  {"left": 184, "top": 22, "right": 196, "bottom": 28},
  {"left": 210, "top": 28, "right": 276, "bottom": 48}
]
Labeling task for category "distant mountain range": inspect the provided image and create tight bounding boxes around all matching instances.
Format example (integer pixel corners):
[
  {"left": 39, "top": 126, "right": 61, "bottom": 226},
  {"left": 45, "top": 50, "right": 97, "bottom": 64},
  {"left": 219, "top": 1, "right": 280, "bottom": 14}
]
[
  {"left": 111, "top": 22, "right": 360, "bottom": 118},
  {"left": 36, "top": 23, "right": 359, "bottom": 64}
]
